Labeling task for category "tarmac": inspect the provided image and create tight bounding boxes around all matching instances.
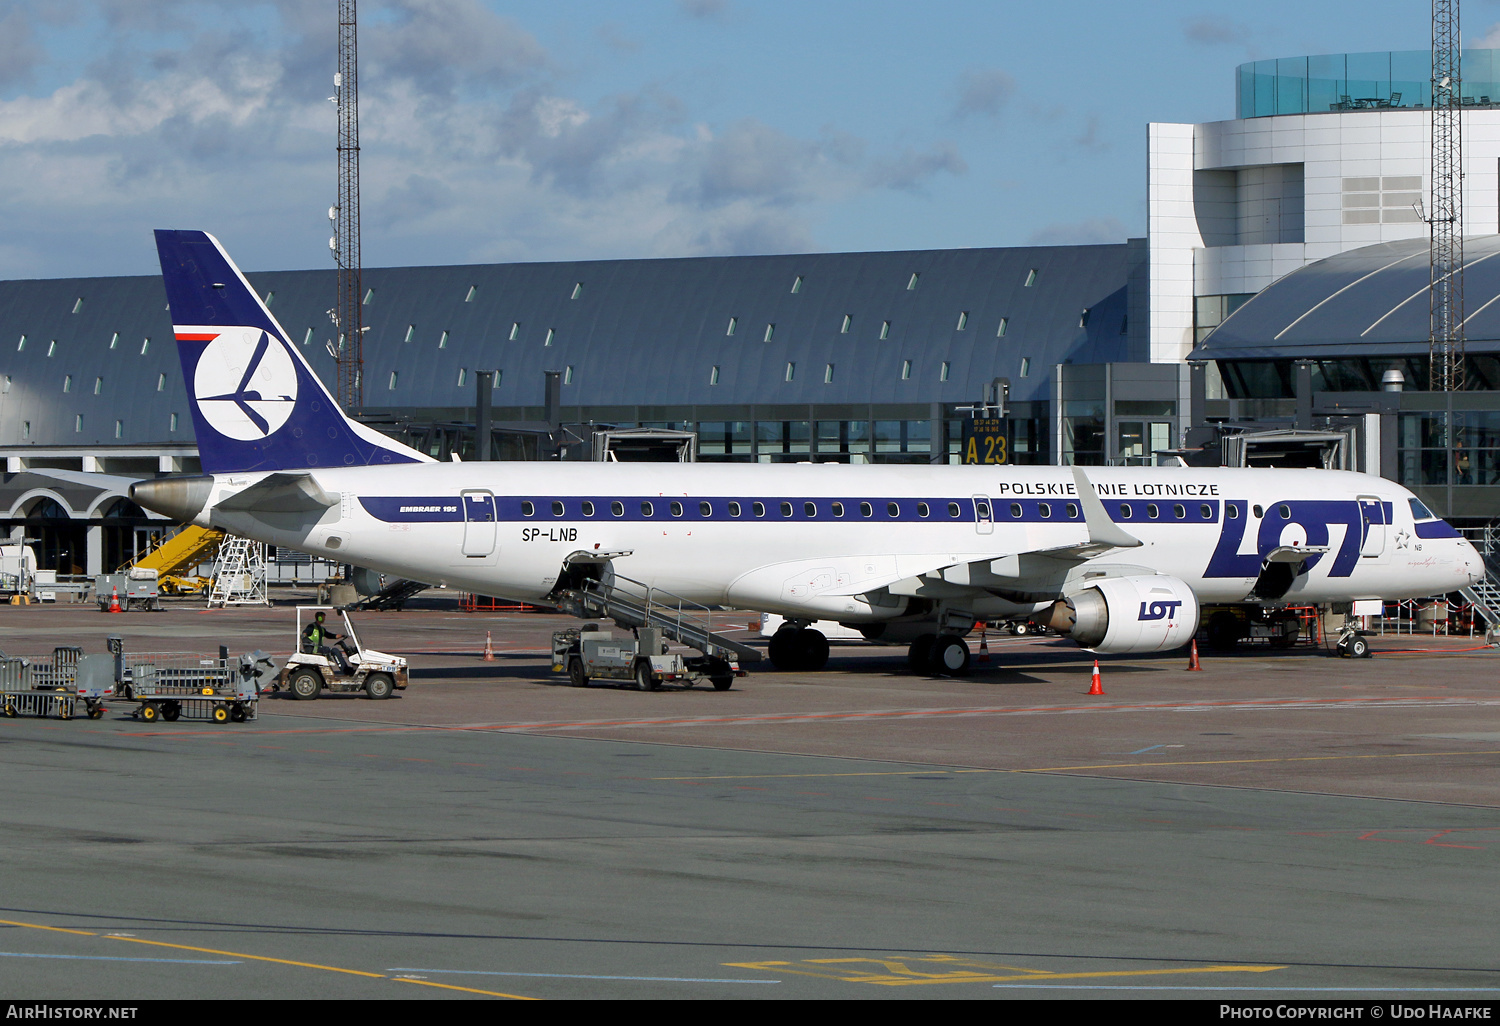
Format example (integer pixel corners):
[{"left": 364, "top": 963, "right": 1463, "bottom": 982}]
[{"left": 1, "top": 595, "right": 1497, "bottom": 1000}]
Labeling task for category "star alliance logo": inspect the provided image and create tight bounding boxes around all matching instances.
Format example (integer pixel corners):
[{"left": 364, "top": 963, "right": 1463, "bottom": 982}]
[{"left": 192, "top": 327, "right": 299, "bottom": 440}]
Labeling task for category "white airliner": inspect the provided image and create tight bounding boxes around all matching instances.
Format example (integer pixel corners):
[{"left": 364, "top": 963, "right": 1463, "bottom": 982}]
[{"left": 134, "top": 231, "right": 1484, "bottom": 675}]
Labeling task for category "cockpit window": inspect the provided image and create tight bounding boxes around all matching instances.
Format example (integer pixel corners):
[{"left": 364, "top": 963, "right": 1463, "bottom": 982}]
[{"left": 1409, "top": 497, "right": 1436, "bottom": 521}]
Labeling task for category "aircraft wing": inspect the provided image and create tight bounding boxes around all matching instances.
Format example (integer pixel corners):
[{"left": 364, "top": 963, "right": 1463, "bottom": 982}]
[{"left": 214, "top": 472, "right": 338, "bottom": 514}]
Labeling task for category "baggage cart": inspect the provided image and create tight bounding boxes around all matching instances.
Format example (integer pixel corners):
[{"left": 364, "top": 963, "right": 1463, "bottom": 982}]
[
  {"left": 121, "top": 648, "right": 277, "bottom": 724},
  {"left": 1, "top": 651, "right": 116, "bottom": 721}
]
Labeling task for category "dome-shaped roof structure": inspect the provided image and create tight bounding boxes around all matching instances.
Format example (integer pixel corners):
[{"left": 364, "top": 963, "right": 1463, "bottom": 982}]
[{"left": 1193, "top": 236, "right": 1500, "bottom": 360}]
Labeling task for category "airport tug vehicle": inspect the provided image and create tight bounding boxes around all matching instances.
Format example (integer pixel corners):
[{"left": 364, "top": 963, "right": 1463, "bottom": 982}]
[
  {"left": 278, "top": 606, "right": 408, "bottom": 700},
  {"left": 551, "top": 624, "right": 740, "bottom": 691}
]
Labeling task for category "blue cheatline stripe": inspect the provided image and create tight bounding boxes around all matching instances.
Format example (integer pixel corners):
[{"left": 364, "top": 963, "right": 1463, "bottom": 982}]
[
  {"left": 0, "top": 951, "right": 238, "bottom": 965},
  {"left": 360, "top": 494, "right": 1227, "bottom": 527},
  {"left": 993, "top": 985, "right": 1500, "bottom": 991},
  {"left": 386, "top": 968, "right": 777, "bottom": 984}
]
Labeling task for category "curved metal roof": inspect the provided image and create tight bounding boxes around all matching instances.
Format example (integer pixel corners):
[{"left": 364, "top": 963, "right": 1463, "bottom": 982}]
[
  {"left": 0, "top": 244, "right": 1131, "bottom": 448},
  {"left": 1194, "top": 235, "right": 1500, "bottom": 360}
]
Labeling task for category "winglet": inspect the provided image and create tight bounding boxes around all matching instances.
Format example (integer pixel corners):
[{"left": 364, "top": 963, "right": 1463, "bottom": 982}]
[{"left": 1070, "top": 466, "right": 1142, "bottom": 550}]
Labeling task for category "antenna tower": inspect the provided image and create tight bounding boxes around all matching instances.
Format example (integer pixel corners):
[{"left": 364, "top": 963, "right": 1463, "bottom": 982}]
[
  {"left": 1430, "top": 0, "right": 1465, "bottom": 391},
  {"left": 333, "top": 0, "right": 363, "bottom": 409}
]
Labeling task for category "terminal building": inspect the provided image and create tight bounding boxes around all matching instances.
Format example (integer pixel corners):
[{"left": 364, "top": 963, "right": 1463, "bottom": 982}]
[{"left": 3, "top": 48, "right": 1500, "bottom": 574}]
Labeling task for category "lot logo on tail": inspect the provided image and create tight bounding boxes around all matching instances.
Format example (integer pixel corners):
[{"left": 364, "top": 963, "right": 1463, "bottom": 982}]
[{"left": 191, "top": 327, "right": 299, "bottom": 440}]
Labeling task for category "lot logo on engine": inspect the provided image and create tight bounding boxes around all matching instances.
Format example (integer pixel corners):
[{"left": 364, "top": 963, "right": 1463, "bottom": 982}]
[{"left": 1138, "top": 600, "right": 1182, "bottom": 621}]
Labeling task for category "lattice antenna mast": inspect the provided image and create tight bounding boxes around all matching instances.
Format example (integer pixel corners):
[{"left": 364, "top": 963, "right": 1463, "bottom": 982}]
[
  {"left": 332, "top": 0, "right": 363, "bottom": 410},
  {"left": 1430, "top": 0, "right": 1466, "bottom": 391}
]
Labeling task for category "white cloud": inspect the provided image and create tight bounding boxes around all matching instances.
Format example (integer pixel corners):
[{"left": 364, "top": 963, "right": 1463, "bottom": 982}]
[
  {"left": 1026, "top": 217, "right": 1128, "bottom": 246},
  {"left": 0, "top": 0, "right": 967, "bottom": 275}
]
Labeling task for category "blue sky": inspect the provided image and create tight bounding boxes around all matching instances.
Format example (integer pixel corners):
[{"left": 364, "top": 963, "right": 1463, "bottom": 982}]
[{"left": 0, "top": 0, "right": 1482, "bottom": 277}]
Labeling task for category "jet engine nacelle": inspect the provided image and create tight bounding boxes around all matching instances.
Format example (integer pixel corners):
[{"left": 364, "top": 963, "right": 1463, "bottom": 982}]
[{"left": 1043, "top": 574, "right": 1200, "bottom": 654}]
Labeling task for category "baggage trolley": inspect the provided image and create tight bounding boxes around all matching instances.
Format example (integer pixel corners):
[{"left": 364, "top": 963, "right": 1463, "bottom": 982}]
[
  {"left": 122, "top": 648, "right": 277, "bottom": 724},
  {"left": 1, "top": 652, "right": 116, "bottom": 720}
]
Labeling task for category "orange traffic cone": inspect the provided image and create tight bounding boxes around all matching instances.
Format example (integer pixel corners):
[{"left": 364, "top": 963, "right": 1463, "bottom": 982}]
[
  {"left": 976, "top": 623, "right": 991, "bottom": 663},
  {"left": 482, "top": 631, "right": 494, "bottom": 661},
  {"left": 1186, "top": 639, "right": 1203, "bottom": 671},
  {"left": 1087, "top": 659, "right": 1104, "bottom": 695},
  {"left": 108, "top": 587, "right": 122, "bottom": 614}
]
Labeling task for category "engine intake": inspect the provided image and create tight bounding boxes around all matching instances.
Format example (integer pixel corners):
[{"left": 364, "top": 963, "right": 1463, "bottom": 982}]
[{"left": 1044, "top": 575, "right": 1200, "bottom": 654}]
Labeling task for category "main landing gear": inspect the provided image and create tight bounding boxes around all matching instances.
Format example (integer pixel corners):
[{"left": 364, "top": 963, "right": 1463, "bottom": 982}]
[
  {"left": 767, "top": 627, "right": 830, "bottom": 672},
  {"left": 907, "top": 634, "right": 971, "bottom": 676}
]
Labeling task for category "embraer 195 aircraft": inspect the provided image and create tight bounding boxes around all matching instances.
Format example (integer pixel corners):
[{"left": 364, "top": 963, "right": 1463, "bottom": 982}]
[{"left": 133, "top": 230, "right": 1484, "bottom": 676}]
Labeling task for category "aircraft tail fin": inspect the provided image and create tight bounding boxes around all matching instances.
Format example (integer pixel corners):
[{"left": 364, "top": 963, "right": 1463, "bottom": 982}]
[{"left": 153, "top": 229, "right": 431, "bottom": 475}]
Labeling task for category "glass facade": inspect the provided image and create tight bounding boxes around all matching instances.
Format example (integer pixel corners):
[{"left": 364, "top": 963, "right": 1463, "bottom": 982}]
[{"left": 1237, "top": 50, "right": 1500, "bottom": 118}]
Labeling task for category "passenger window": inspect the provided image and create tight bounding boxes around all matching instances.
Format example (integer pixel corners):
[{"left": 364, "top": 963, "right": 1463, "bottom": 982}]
[
  {"left": 1200, "top": 504, "right": 1212, "bottom": 519},
  {"left": 780, "top": 502, "right": 793, "bottom": 517},
  {"left": 804, "top": 501, "right": 817, "bottom": 517},
  {"left": 611, "top": 501, "right": 624, "bottom": 517},
  {"left": 641, "top": 501, "right": 654, "bottom": 517},
  {"left": 1039, "top": 503, "right": 1051, "bottom": 519},
  {"left": 975, "top": 500, "right": 990, "bottom": 518},
  {"left": 887, "top": 502, "right": 900, "bottom": 517},
  {"left": 728, "top": 501, "right": 741, "bottom": 517},
  {"left": 1146, "top": 504, "right": 1158, "bottom": 519},
  {"left": 670, "top": 501, "right": 683, "bottom": 517},
  {"left": 917, "top": 502, "right": 929, "bottom": 518},
  {"left": 1118, "top": 504, "right": 1132, "bottom": 519},
  {"left": 860, "top": 502, "right": 873, "bottom": 517},
  {"left": 521, "top": 501, "right": 535, "bottom": 517},
  {"left": 1228, "top": 505, "right": 1240, "bottom": 519},
  {"left": 948, "top": 502, "right": 960, "bottom": 518},
  {"left": 581, "top": 501, "right": 595, "bottom": 517},
  {"left": 1173, "top": 504, "right": 1185, "bottom": 519},
  {"left": 753, "top": 502, "right": 766, "bottom": 517},
  {"left": 1010, "top": 503, "right": 1022, "bottom": 518},
  {"left": 699, "top": 501, "right": 711, "bottom": 517},
  {"left": 1066, "top": 503, "right": 1079, "bottom": 518},
  {"left": 1278, "top": 504, "right": 1291, "bottom": 520},
  {"left": 1252, "top": 505, "right": 1263, "bottom": 518},
  {"left": 832, "top": 502, "right": 844, "bottom": 517},
  {"left": 552, "top": 501, "right": 564, "bottom": 517}
]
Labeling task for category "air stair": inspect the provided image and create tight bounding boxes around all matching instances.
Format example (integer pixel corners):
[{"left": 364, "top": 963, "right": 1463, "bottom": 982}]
[
  {"left": 1460, "top": 552, "right": 1500, "bottom": 630},
  {"left": 350, "top": 577, "right": 429, "bottom": 611},
  {"left": 552, "top": 571, "right": 761, "bottom": 666},
  {"left": 206, "top": 536, "right": 269, "bottom": 608},
  {"left": 129, "top": 525, "right": 224, "bottom": 595}
]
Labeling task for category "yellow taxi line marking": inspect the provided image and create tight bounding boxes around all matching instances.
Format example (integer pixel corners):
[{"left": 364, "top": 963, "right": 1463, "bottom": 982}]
[
  {"left": 653, "top": 749, "right": 1500, "bottom": 781},
  {"left": 3, "top": 919, "right": 536, "bottom": 997},
  {"left": 724, "top": 960, "right": 1282, "bottom": 986},
  {"left": 104, "top": 935, "right": 385, "bottom": 977},
  {"left": 0, "top": 918, "right": 98, "bottom": 937},
  {"left": 393, "top": 977, "right": 538, "bottom": 999}
]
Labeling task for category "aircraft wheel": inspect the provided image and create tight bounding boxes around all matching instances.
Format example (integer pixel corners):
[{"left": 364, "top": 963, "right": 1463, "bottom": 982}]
[
  {"left": 931, "top": 636, "right": 971, "bottom": 676},
  {"left": 567, "top": 658, "right": 590, "bottom": 688},
  {"left": 797, "top": 630, "right": 829, "bottom": 672},
  {"left": 907, "top": 634, "right": 938, "bottom": 674},
  {"left": 1344, "top": 635, "right": 1370, "bottom": 659},
  {"left": 364, "top": 673, "right": 394, "bottom": 700},
  {"left": 1207, "top": 612, "right": 1242, "bottom": 652},
  {"left": 634, "top": 660, "right": 658, "bottom": 692},
  {"left": 290, "top": 670, "right": 322, "bottom": 701},
  {"left": 1012, "top": 621, "right": 1030, "bottom": 636},
  {"left": 767, "top": 628, "right": 799, "bottom": 671}
]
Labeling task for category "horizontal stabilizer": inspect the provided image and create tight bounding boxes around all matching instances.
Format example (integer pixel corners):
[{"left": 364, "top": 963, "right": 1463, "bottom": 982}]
[{"left": 215, "top": 473, "right": 337, "bottom": 514}]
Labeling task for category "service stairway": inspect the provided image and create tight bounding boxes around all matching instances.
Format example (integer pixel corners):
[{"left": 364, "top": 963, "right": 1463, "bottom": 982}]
[
  {"left": 1460, "top": 551, "right": 1500, "bottom": 629},
  {"left": 553, "top": 573, "right": 761, "bottom": 666}
]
